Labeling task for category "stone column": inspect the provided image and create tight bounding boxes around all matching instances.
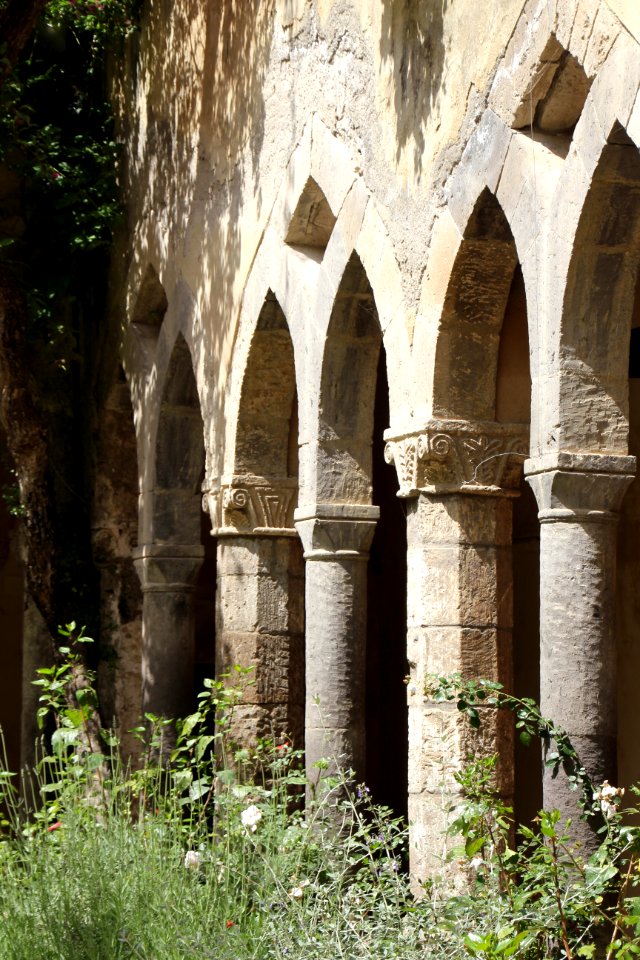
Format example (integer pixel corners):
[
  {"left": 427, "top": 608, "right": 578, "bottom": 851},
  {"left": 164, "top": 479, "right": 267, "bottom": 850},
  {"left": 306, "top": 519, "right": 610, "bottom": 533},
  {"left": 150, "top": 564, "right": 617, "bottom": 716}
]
[
  {"left": 133, "top": 543, "right": 204, "bottom": 723},
  {"left": 205, "top": 476, "right": 304, "bottom": 750},
  {"left": 526, "top": 453, "right": 635, "bottom": 841},
  {"left": 385, "top": 420, "right": 528, "bottom": 885},
  {"left": 294, "top": 503, "right": 379, "bottom": 787}
]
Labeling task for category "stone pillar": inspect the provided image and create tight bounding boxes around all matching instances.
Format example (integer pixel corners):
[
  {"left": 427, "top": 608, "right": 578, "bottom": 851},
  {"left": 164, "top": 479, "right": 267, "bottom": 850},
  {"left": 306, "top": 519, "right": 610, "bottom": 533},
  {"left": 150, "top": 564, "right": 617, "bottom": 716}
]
[
  {"left": 133, "top": 544, "right": 204, "bottom": 723},
  {"left": 385, "top": 420, "right": 528, "bottom": 885},
  {"left": 294, "top": 503, "right": 379, "bottom": 786},
  {"left": 526, "top": 453, "right": 635, "bottom": 841},
  {"left": 205, "top": 476, "right": 304, "bottom": 750}
]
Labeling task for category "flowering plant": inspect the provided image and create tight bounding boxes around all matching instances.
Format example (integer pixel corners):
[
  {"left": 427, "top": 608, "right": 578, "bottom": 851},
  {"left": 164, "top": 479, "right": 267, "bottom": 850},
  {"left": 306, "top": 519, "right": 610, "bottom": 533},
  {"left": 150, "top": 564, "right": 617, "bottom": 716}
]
[{"left": 240, "top": 804, "right": 262, "bottom": 833}]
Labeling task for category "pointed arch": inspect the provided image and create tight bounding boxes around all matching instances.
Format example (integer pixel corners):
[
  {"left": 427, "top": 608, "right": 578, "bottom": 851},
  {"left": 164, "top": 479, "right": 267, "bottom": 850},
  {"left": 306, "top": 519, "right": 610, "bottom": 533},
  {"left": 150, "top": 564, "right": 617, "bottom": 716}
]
[
  {"left": 559, "top": 125, "right": 640, "bottom": 453},
  {"left": 317, "top": 252, "right": 383, "bottom": 505},
  {"left": 234, "top": 291, "right": 298, "bottom": 482},
  {"left": 153, "top": 332, "right": 206, "bottom": 544},
  {"left": 431, "top": 189, "right": 524, "bottom": 422}
]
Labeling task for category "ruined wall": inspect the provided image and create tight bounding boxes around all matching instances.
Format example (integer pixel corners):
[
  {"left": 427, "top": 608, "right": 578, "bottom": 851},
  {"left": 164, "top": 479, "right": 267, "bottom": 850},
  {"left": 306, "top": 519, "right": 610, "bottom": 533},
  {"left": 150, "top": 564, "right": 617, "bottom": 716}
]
[{"left": 97, "top": 0, "right": 640, "bottom": 883}]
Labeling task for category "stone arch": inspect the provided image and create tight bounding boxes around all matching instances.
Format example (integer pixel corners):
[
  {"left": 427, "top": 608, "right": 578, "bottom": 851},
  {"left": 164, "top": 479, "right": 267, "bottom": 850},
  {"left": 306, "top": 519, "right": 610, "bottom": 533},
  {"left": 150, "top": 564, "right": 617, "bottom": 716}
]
[
  {"left": 216, "top": 291, "right": 305, "bottom": 749},
  {"left": 558, "top": 125, "right": 640, "bottom": 454},
  {"left": 302, "top": 250, "right": 407, "bottom": 812},
  {"left": 407, "top": 183, "right": 537, "bottom": 843},
  {"left": 234, "top": 291, "right": 298, "bottom": 488},
  {"left": 431, "top": 188, "right": 522, "bottom": 422},
  {"left": 153, "top": 332, "right": 206, "bottom": 544},
  {"left": 135, "top": 332, "right": 211, "bottom": 728},
  {"left": 317, "top": 251, "right": 383, "bottom": 505}
]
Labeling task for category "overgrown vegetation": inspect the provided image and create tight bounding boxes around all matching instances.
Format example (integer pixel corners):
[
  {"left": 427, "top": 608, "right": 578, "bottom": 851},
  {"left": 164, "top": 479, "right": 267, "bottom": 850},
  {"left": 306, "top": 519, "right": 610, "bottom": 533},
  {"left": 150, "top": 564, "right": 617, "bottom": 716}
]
[
  {"left": 0, "top": 0, "right": 137, "bottom": 638},
  {"left": 1, "top": 635, "right": 640, "bottom": 959}
]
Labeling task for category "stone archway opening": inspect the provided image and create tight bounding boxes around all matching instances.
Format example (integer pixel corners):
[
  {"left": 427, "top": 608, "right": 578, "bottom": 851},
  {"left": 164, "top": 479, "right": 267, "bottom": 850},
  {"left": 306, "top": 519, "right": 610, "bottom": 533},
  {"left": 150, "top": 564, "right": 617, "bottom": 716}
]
[
  {"left": 306, "top": 251, "right": 407, "bottom": 814},
  {"left": 137, "top": 333, "right": 213, "bottom": 727},
  {"left": 433, "top": 188, "right": 520, "bottom": 422},
  {"left": 367, "top": 345, "right": 408, "bottom": 820},
  {"left": 217, "top": 292, "right": 304, "bottom": 750}
]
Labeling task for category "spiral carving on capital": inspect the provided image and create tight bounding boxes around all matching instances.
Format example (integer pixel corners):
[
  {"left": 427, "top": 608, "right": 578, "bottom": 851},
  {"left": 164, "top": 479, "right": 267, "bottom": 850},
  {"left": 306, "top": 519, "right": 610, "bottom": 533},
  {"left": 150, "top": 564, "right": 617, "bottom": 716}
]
[
  {"left": 385, "top": 422, "right": 529, "bottom": 495},
  {"left": 204, "top": 476, "right": 298, "bottom": 535},
  {"left": 222, "top": 487, "right": 249, "bottom": 511},
  {"left": 422, "top": 433, "right": 452, "bottom": 460}
]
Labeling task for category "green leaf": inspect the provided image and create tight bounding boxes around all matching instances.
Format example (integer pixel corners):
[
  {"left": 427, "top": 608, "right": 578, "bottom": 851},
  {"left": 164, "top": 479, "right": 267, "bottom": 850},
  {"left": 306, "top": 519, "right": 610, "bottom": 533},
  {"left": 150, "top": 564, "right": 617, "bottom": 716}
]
[
  {"left": 465, "top": 835, "right": 486, "bottom": 858},
  {"left": 189, "top": 778, "right": 211, "bottom": 801},
  {"left": 51, "top": 726, "right": 80, "bottom": 755}
]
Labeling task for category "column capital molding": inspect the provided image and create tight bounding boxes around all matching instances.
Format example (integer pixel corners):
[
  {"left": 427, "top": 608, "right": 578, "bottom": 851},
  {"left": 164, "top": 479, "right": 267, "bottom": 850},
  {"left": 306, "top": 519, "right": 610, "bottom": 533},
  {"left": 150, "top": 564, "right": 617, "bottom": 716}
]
[
  {"left": 383, "top": 419, "right": 529, "bottom": 498},
  {"left": 133, "top": 544, "right": 204, "bottom": 592},
  {"left": 202, "top": 475, "right": 298, "bottom": 538},
  {"left": 294, "top": 503, "right": 379, "bottom": 560},
  {"left": 525, "top": 452, "right": 636, "bottom": 523}
]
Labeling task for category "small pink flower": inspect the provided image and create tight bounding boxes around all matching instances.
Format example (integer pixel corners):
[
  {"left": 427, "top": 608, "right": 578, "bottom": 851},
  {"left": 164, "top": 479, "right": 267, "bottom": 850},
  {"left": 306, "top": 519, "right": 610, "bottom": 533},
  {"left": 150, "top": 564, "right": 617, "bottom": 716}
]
[{"left": 47, "top": 821, "right": 62, "bottom": 832}]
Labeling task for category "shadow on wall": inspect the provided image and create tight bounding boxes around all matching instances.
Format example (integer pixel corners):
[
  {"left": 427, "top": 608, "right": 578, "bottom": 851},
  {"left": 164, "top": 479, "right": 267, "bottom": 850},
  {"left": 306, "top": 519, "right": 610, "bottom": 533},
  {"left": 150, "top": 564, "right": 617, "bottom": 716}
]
[
  {"left": 380, "top": 0, "right": 448, "bottom": 176},
  {"left": 117, "top": 0, "right": 274, "bottom": 446}
]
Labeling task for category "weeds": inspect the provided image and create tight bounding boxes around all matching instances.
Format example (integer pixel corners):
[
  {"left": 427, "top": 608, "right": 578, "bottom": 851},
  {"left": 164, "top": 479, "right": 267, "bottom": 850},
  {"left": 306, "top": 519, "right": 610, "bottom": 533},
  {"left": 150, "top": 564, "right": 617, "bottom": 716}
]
[{"left": 1, "top": 635, "right": 640, "bottom": 958}]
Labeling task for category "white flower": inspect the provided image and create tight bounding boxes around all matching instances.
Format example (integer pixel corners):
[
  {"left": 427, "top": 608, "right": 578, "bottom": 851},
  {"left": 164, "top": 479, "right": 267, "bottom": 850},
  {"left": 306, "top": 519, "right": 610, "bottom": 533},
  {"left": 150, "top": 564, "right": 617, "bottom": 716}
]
[
  {"left": 289, "top": 879, "right": 310, "bottom": 899},
  {"left": 241, "top": 804, "right": 262, "bottom": 833},
  {"left": 184, "top": 850, "right": 201, "bottom": 870},
  {"left": 593, "top": 781, "right": 624, "bottom": 819},
  {"left": 469, "top": 855, "right": 483, "bottom": 871}
]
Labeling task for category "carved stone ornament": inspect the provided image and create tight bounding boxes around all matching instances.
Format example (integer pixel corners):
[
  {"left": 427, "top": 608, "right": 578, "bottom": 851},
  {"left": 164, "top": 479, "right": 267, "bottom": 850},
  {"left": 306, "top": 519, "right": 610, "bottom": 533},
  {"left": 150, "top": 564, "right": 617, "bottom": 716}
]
[
  {"left": 202, "top": 475, "right": 298, "bottom": 536},
  {"left": 384, "top": 420, "right": 529, "bottom": 497}
]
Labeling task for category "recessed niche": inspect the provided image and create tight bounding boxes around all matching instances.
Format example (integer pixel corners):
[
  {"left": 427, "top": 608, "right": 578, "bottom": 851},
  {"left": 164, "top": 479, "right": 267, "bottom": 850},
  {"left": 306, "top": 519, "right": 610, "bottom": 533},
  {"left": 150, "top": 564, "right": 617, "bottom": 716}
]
[
  {"left": 285, "top": 176, "right": 336, "bottom": 254},
  {"left": 131, "top": 263, "right": 168, "bottom": 329},
  {"left": 513, "top": 37, "right": 591, "bottom": 137}
]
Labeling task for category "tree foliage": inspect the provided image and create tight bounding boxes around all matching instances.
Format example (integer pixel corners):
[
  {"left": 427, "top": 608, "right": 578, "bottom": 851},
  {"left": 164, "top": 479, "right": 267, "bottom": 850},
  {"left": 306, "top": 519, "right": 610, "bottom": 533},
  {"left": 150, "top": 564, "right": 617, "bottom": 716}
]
[{"left": 0, "top": 1, "right": 137, "bottom": 643}]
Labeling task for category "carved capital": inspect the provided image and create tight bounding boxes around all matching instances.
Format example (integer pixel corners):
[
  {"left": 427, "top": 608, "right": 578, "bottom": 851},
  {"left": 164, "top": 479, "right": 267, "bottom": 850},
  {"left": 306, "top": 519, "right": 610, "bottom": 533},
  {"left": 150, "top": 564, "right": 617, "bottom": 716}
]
[
  {"left": 384, "top": 420, "right": 529, "bottom": 497},
  {"left": 294, "top": 503, "right": 379, "bottom": 560},
  {"left": 525, "top": 453, "right": 636, "bottom": 523},
  {"left": 203, "top": 475, "right": 298, "bottom": 536},
  {"left": 133, "top": 544, "right": 205, "bottom": 593}
]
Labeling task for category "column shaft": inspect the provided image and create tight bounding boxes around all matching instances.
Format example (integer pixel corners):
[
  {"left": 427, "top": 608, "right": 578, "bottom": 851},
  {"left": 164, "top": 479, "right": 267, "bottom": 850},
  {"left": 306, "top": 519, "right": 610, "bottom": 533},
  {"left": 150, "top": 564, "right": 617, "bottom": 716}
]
[
  {"left": 215, "top": 534, "right": 304, "bottom": 748},
  {"left": 527, "top": 455, "right": 635, "bottom": 845},
  {"left": 295, "top": 505, "right": 378, "bottom": 788},
  {"left": 304, "top": 554, "right": 368, "bottom": 780},
  {"left": 406, "top": 492, "right": 514, "bottom": 881},
  {"left": 134, "top": 546, "right": 204, "bottom": 723},
  {"left": 538, "top": 515, "right": 617, "bottom": 820}
]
